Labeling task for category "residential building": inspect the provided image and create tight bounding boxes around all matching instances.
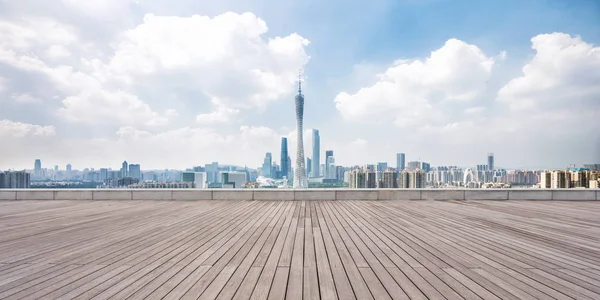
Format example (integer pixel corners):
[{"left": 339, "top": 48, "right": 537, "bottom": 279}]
[
  {"left": 381, "top": 169, "right": 398, "bottom": 188},
  {"left": 0, "top": 171, "right": 31, "bottom": 188},
  {"left": 348, "top": 168, "right": 376, "bottom": 188},
  {"left": 399, "top": 170, "right": 426, "bottom": 188},
  {"left": 540, "top": 171, "right": 551, "bottom": 188},
  {"left": 551, "top": 170, "right": 571, "bottom": 188}
]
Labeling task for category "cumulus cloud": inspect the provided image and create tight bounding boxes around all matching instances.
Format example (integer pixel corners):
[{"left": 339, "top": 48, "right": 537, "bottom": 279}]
[
  {"left": 334, "top": 38, "right": 495, "bottom": 127},
  {"left": 0, "top": 120, "right": 56, "bottom": 137}
]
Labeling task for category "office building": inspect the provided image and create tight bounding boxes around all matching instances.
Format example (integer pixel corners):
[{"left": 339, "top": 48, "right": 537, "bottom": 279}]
[
  {"left": 293, "top": 75, "right": 307, "bottom": 188},
  {"left": 306, "top": 157, "right": 312, "bottom": 177},
  {"left": 121, "top": 161, "right": 128, "bottom": 178},
  {"left": 325, "top": 150, "right": 333, "bottom": 175},
  {"left": 488, "top": 153, "right": 495, "bottom": 171},
  {"left": 129, "top": 164, "right": 141, "bottom": 180},
  {"left": 262, "top": 152, "right": 272, "bottom": 178},
  {"left": 396, "top": 153, "right": 405, "bottom": 173},
  {"left": 34, "top": 159, "right": 41, "bottom": 178},
  {"left": 312, "top": 129, "right": 320, "bottom": 178},
  {"left": 205, "top": 162, "right": 219, "bottom": 183},
  {"left": 326, "top": 156, "right": 335, "bottom": 179},
  {"left": 99, "top": 168, "right": 109, "bottom": 182},
  {"left": 222, "top": 172, "right": 247, "bottom": 189},
  {"left": 280, "top": 138, "right": 288, "bottom": 179},
  {"left": 0, "top": 171, "right": 31, "bottom": 188}
]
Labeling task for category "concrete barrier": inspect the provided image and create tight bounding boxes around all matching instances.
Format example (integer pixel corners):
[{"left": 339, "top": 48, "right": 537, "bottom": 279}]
[
  {"left": 508, "top": 190, "right": 552, "bottom": 200},
  {"left": 16, "top": 190, "right": 55, "bottom": 200},
  {"left": 552, "top": 190, "right": 596, "bottom": 201},
  {"left": 295, "top": 190, "right": 336, "bottom": 201},
  {"left": 465, "top": 190, "right": 508, "bottom": 200},
  {"left": 172, "top": 190, "right": 213, "bottom": 201},
  {"left": 93, "top": 190, "right": 132, "bottom": 200},
  {"left": 421, "top": 190, "right": 465, "bottom": 200},
  {"left": 132, "top": 190, "right": 172, "bottom": 200},
  {"left": 336, "top": 190, "right": 378, "bottom": 200},
  {"left": 254, "top": 190, "right": 294, "bottom": 201},
  {"left": 213, "top": 190, "right": 254, "bottom": 200},
  {"left": 378, "top": 190, "right": 421, "bottom": 200},
  {"left": 0, "top": 191, "right": 16, "bottom": 200},
  {"left": 55, "top": 190, "right": 93, "bottom": 200}
]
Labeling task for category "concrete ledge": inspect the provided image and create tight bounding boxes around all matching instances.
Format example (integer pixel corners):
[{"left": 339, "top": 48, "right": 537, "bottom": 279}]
[
  {"left": 93, "top": 190, "right": 132, "bottom": 200},
  {"left": 16, "top": 191, "right": 55, "bottom": 200},
  {"left": 509, "top": 190, "right": 552, "bottom": 200},
  {"left": 295, "top": 190, "right": 336, "bottom": 201},
  {"left": 172, "top": 190, "right": 213, "bottom": 201},
  {"left": 378, "top": 190, "right": 421, "bottom": 200},
  {"left": 552, "top": 190, "right": 596, "bottom": 201},
  {"left": 55, "top": 190, "right": 93, "bottom": 200},
  {"left": 421, "top": 190, "right": 465, "bottom": 200},
  {"left": 213, "top": 190, "right": 254, "bottom": 200},
  {"left": 465, "top": 190, "right": 508, "bottom": 200},
  {"left": 336, "top": 190, "right": 378, "bottom": 200},
  {"left": 0, "top": 191, "right": 17, "bottom": 200},
  {"left": 253, "top": 190, "right": 295, "bottom": 201},
  {"left": 132, "top": 190, "right": 172, "bottom": 200}
]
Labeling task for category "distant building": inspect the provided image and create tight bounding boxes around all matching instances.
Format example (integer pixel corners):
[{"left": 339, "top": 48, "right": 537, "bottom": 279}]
[
  {"left": 34, "top": 159, "right": 42, "bottom": 178},
  {"left": 0, "top": 171, "right": 31, "bottom": 188},
  {"left": 205, "top": 162, "right": 219, "bottom": 183},
  {"left": 121, "top": 161, "right": 128, "bottom": 177},
  {"left": 551, "top": 171, "right": 570, "bottom": 188},
  {"left": 306, "top": 157, "right": 312, "bottom": 177},
  {"left": 540, "top": 171, "right": 551, "bottom": 188},
  {"left": 381, "top": 170, "right": 398, "bottom": 188},
  {"left": 129, "top": 164, "right": 141, "bottom": 180},
  {"left": 399, "top": 170, "right": 426, "bottom": 188},
  {"left": 181, "top": 172, "right": 207, "bottom": 189},
  {"left": 262, "top": 152, "right": 272, "bottom": 178},
  {"left": 280, "top": 138, "right": 288, "bottom": 179},
  {"left": 348, "top": 168, "right": 376, "bottom": 188},
  {"left": 488, "top": 153, "right": 495, "bottom": 171},
  {"left": 130, "top": 182, "right": 193, "bottom": 189},
  {"left": 312, "top": 129, "right": 320, "bottom": 177},
  {"left": 583, "top": 164, "right": 600, "bottom": 171},
  {"left": 396, "top": 153, "right": 405, "bottom": 173},
  {"left": 222, "top": 172, "right": 246, "bottom": 189}
]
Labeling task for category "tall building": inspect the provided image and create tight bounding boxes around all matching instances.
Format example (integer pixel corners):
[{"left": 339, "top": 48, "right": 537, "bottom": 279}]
[
  {"left": 34, "top": 159, "right": 41, "bottom": 178},
  {"left": 551, "top": 170, "right": 571, "bottom": 188},
  {"left": 222, "top": 172, "right": 247, "bottom": 189},
  {"left": 349, "top": 168, "right": 377, "bottom": 188},
  {"left": 181, "top": 172, "right": 207, "bottom": 189},
  {"left": 325, "top": 150, "right": 334, "bottom": 179},
  {"left": 399, "top": 170, "right": 426, "bottom": 188},
  {"left": 488, "top": 153, "right": 495, "bottom": 171},
  {"left": 205, "top": 162, "right": 219, "bottom": 183},
  {"left": 280, "top": 137, "right": 288, "bottom": 179},
  {"left": 381, "top": 170, "right": 398, "bottom": 188},
  {"left": 540, "top": 171, "right": 551, "bottom": 188},
  {"left": 293, "top": 74, "right": 307, "bottom": 188},
  {"left": 262, "top": 152, "right": 272, "bottom": 178},
  {"left": 121, "top": 161, "right": 128, "bottom": 178},
  {"left": 0, "top": 171, "right": 30, "bottom": 188},
  {"left": 129, "top": 164, "right": 141, "bottom": 180},
  {"left": 306, "top": 157, "right": 312, "bottom": 177},
  {"left": 312, "top": 129, "right": 320, "bottom": 178},
  {"left": 396, "top": 153, "right": 405, "bottom": 173}
]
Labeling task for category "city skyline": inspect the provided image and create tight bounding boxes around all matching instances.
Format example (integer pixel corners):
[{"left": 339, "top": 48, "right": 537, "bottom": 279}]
[{"left": 0, "top": 0, "right": 598, "bottom": 170}]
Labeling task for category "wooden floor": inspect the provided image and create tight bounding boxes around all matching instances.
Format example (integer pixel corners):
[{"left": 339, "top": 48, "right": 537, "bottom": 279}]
[{"left": 0, "top": 200, "right": 599, "bottom": 300}]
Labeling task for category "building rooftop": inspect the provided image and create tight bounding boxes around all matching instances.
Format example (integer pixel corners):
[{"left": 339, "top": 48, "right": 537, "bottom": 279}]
[{"left": 0, "top": 198, "right": 599, "bottom": 299}]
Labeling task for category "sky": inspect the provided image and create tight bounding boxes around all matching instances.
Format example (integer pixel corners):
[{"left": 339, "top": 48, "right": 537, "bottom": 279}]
[{"left": 1, "top": 0, "right": 599, "bottom": 171}]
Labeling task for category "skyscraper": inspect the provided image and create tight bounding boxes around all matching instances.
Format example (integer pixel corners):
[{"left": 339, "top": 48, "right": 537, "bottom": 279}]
[
  {"left": 129, "top": 164, "right": 141, "bottom": 180},
  {"left": 487, "top": 153, "right": 494, "bottom": 171},
  {"left": 262, "top": 152, "right": 272, "bottom": 177},
  {"left": 312, "top": 129, "right": 320, "bottom": 178},
  {"left": 294, "top": 73, "right": 307, "bottom": 188},
  {"left": 34, "top": 159, "right": 41, "bottom": 178},
  {"left": 396, "top": 153, "right": 405, "bottom": 173},
  {"left": 307, "top": 157, "right": 312, "bottom": 177},
  {"left": 325, "top": 150, "right": 334, "bottom": 179},
  {"left": 280, "top": 137, "right": 288, "bottom": 179},
  {"left": 121, "top": 161, "right": 128, "bottom": 178}
]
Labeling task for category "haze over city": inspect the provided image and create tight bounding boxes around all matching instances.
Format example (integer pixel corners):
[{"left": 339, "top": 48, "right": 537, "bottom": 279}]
[{"left": 1, "top": 0, "right": 599, "bottom": 171}]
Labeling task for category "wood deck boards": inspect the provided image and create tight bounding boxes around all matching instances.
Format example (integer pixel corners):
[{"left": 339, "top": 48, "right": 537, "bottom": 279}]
[{"left": 0, "top": 199, "right": 599, "bottom": 299}]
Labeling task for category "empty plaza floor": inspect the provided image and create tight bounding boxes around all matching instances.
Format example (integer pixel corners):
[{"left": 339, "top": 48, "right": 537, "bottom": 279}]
[{"left": 0, "top": 199, "right": 599, "bottom": 299}]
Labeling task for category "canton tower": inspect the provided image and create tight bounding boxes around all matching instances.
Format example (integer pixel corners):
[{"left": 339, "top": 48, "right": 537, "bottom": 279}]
[{"left": 293, "top": 72, "right": 308, "bottom": 188}]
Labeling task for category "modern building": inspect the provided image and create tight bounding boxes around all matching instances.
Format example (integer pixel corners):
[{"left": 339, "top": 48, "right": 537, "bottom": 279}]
[
  {"left": 396, "top": 153, "right": 405, "bottom": 173},
  {"left": 488, "top": 153, "right": 495, "bottom": 171},
  {"left": 280, "top": 138, "right": 288, "bottom": 179},
  {"left": 34, "top": 159, "right": 42, "bottom": 178},
  {"left": 306, "top": 157, "right": 312, "bottom": 177},
  {"left": 205, "top": 162, "right": 219, "bottom": 183},
  {"left": 293, "top": 75, "right": 307, "bottom": 188},
  {"left": 551, "top": 170, "right": 571, "bottom": 188},
  {"left": 326, "top": 156, "right": 336, "bottom": 179},
  {"left": 540, "top": 171, "right": 551, "bottom": 188},
  {"left": 181, "top": 172, "right": 208, "bottom": 188},
  {"left": 325, "top": 150, "right": 333, "bottom": 173},
  {"left": 0, "top": 171, "right": 31, "bottom": 188},
  {"left": 121, "top": 161, "right": 128, "bottom": 178},
  {"left": 262, "top": 152, "right": 272, "bottom": 178},
  {"left": 381, "top": 170, "right": 398, "bottom": 188},
  {"left": 312, "top": 129, "right": 320, "bottom": 178},
  {"left": 129, "top": 164, "right": 141, "bottom": 180},
  {"left": 222, "top": 172, "right": 247, "bottom": 189},
  {"left": 399, "top": 170, "right": 426, "bottom": 188},
  {"left": 348, "top": 168, "right": 376, "bottom": 188}
]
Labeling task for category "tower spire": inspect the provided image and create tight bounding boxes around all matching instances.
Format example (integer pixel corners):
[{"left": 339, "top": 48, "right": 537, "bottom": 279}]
[{"left": 298, "top": 70, "right": 302, "bottom": 94}]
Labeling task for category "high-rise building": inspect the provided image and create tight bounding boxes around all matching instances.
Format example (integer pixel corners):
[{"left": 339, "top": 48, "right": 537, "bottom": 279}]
[
  {"left": 0, "top": 171, "right": 30, "bottom": 188},
  {"left": 399, "top": 170, "right": 426, "bottom": 188},
  {"left": 326, "top": 156, "right": 336, "bottom": 179},
  {"left": 262, "top": 152, "right": 272, "bottom": 178},
  {"left": 34, "top": 159, "right": 41, "bottom": 178},
  {"left": 121, "top": 161, "right": 128, "bottom": 178},
  {"left": 181, "top": 172, "right": 207, "bottom": 189},
  {"left": 280, "top": 137, "right": 288, "bottom": 179},
  {"left": 381, "top": 170, "right": 398, "bottom": 188},
  {"left": 312, "top": 129, "right": 320, "bottom": 178},
  {"left": 129, "top": 164, "right": 141, "bottom": 180},
  {"left": 396, "top": 153, "right": 405, "bottom": 173},
  {"left": 540, "top": 171, "right": 551, "bottom": 188},
  {"left": 488, "top": 153, "right": 495, "bottom": 171},
  {"left": 551, "top": 170, "right": 571, "bottom": 188},
  {"left": 222, "top": 172, "right": 247, "bottom": 189},
  {"left": 205, "top": 162, "right": 219, "bottom": 183},
  {"left": 348, "top": 168, "right": 377, "bottom": 188},
  {"left": 294, "top": 74, "right": 307, "bottom": 188},
  {"left": 306, "top": 157, "right": 312, "bottom": 177}
]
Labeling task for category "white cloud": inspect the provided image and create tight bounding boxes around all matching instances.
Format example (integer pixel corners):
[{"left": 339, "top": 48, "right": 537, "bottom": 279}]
[
  {"left": 0, "top": 120, "right": 56, "bottom": 137},
  {"left": 45, "top": 45, "right": 71, "bottom": 59},
  {"left": 10, "top": 93, "right": 40, "bottom": 103},
  {"left": 334, "top": 38, "right": 495, "bottom": 127},
  {"left": 196, "top": 98, "right": 240, "bottom": 124}
]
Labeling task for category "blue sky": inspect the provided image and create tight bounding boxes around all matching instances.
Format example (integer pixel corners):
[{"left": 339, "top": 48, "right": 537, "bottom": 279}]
[{"left": 0, "top": 0, "right": 599, "bottom": 170}]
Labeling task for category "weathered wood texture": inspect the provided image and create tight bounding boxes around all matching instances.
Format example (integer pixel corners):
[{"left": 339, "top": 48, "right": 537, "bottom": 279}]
[{"left": 0, "top": 199, "right": 599, "bottom": 299}]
